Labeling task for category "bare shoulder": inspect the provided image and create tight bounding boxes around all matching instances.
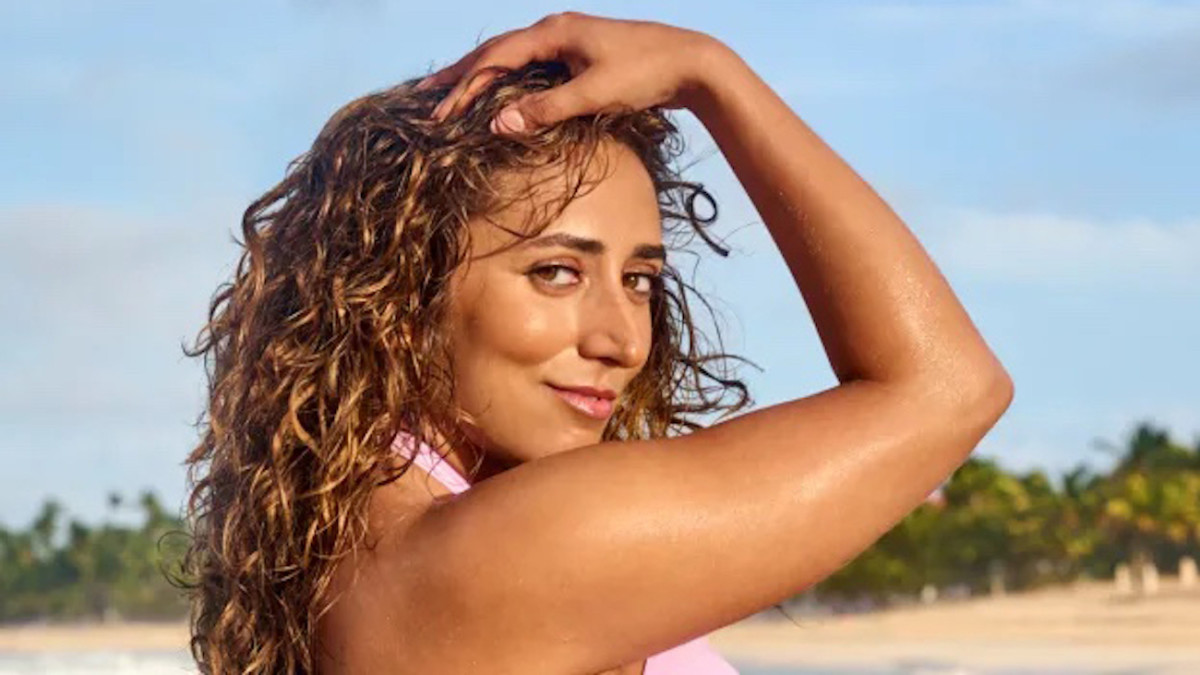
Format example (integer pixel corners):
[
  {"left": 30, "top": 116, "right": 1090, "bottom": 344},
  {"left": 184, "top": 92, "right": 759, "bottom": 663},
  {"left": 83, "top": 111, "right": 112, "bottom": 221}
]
[
  {"left": 317, "top": 378, "right": 1011, "bottom": 674},
  {"left": 315, "top": 463, "right": 457, "bottom": 673}
]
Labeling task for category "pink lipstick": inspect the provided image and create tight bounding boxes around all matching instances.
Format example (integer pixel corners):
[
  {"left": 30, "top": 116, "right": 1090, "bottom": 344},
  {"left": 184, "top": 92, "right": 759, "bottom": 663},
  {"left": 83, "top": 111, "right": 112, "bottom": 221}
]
[{"left": 547, "top": 384, "right": 615, "bottom": 420}]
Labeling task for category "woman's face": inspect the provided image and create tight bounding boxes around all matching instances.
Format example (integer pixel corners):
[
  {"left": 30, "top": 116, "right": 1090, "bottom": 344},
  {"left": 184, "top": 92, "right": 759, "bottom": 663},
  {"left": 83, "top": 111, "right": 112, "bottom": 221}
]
[{"left": 443, "top": 139, "right": 664, "bottom": 470}]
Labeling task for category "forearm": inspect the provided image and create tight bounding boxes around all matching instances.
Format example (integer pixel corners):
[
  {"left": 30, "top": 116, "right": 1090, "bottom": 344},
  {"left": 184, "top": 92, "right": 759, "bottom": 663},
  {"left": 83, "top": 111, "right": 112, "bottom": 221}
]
[{"left": 686, "top": 41, "right": 1009, "bottom": 398}]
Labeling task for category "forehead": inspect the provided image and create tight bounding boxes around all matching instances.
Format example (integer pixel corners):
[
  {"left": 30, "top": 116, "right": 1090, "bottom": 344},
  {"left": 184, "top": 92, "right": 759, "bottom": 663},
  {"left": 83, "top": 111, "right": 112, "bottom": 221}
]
[{"left": 466, "top": 139, "right": 663, "bottom": 258}]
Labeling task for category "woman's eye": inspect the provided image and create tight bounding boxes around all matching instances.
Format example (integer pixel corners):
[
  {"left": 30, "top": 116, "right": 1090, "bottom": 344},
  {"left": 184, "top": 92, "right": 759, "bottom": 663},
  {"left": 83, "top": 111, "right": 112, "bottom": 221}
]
[
  {"left": 530, "top": 265, "right": 580, "bottom": 287},
  {"left": 529, "top": 265, "right": 659, "bottom": 295},
  {"left": 626, "top": 272, "right": 660, "bottom": 296}
]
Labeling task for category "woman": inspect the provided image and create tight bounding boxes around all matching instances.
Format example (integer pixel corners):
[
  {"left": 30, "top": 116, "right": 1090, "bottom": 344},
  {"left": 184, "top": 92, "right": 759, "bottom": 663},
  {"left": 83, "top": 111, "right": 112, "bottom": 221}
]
[{"left": 184, "top": 12, "right": 1013, "bottom": 675}]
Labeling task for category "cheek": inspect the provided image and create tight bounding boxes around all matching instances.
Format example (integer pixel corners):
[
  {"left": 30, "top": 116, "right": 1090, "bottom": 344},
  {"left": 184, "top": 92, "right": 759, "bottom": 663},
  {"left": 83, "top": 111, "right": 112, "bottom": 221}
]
[{"left": 451, "top": 277, "right": 573, "bottom": 381}]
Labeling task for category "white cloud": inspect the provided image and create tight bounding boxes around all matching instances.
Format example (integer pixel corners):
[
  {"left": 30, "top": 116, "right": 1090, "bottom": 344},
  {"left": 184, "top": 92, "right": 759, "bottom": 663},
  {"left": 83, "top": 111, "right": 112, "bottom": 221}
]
[
  {"left": 921, "top": 208, "right": 1200, "bottom": 290},
  {"left": 0, "top": 202, "right": 236, "bottom": 523},
  {"left": 0, "top": 203, "right": 241, "bottom": 419}
]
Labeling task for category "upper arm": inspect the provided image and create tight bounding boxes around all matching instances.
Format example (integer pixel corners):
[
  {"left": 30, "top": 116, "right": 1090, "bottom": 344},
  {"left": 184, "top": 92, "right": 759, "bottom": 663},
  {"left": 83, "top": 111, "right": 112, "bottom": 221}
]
[{"left": 321, "top": 376, "right": 1012, "bottom": 675}]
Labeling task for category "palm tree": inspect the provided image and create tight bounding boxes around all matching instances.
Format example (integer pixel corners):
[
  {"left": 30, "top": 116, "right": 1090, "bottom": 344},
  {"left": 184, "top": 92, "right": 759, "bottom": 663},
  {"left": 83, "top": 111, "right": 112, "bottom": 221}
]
[{"left": 1094, "top": 422, "right": 1200, "bottom": 593}]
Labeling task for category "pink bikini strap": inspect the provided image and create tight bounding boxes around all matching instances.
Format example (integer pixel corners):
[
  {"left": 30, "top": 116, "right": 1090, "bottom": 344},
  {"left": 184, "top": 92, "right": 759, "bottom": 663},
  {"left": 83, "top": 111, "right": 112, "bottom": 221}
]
[{"left": 391, "top": 430, "right": 472, "bottom": 494}]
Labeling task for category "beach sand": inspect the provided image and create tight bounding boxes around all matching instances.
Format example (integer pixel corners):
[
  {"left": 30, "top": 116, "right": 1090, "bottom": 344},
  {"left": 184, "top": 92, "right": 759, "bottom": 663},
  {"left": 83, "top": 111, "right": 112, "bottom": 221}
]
[
  {"left": 709, "top": 577, "right": 1200, "bottom": 671},
  {"left": 0, "top": 620, "right": 187, "bottom": 651},
  {"left": 2, "top": 578, "right": 1197, "bottom": 672}
]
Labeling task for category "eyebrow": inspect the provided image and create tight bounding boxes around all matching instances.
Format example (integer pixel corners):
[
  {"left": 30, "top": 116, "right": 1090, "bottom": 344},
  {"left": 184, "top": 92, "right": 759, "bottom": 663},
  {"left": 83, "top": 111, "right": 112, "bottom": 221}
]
[{"left": 524, "top": 232, "right": 666, "bottom": 262}]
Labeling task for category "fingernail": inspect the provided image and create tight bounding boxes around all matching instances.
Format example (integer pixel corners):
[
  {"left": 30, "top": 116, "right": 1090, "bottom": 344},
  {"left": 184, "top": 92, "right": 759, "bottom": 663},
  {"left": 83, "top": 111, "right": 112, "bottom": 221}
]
[{"left": 492, "top": 106, "right": 525, "bottom": 134}]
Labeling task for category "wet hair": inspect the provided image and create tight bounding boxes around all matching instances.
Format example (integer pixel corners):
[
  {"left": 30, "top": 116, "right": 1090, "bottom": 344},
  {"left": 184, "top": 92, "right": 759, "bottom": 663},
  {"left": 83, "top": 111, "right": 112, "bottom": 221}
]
[{"left": 181, "top": 60, "right": 754, "bottom": 673}]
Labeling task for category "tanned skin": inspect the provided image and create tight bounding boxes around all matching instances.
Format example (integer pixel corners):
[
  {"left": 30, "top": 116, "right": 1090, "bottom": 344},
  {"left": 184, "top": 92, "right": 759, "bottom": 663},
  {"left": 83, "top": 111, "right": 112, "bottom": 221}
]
[{"left": 317, "top": 12, "right": 1013, "bottom": 675}]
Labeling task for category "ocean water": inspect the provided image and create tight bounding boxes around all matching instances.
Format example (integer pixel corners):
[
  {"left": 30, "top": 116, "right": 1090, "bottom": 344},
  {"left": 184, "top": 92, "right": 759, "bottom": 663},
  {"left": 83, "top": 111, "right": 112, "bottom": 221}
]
[{"left": 0, "top": 651, "right": 1143, "bottom": 675}]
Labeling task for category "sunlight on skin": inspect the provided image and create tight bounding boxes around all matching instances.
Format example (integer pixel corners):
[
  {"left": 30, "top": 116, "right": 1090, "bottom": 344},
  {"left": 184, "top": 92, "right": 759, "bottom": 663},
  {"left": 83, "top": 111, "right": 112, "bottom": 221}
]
[{"left": 437, "top": 138, "right": 667, "bottom": 482}]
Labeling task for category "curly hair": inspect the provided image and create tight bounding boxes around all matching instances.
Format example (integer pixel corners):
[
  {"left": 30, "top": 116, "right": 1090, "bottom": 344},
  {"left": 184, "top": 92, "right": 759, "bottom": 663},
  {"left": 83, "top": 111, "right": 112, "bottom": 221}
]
[{"left": 182, "top": 60, "right": 755, "bottom": 674}]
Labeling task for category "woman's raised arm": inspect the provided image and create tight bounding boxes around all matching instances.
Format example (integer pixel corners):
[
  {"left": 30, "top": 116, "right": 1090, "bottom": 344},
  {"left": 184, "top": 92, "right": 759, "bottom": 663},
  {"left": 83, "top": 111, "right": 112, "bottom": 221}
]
[
  {"left": 318, "top": 14, "right": 1012, "bottom": 675},
  {"left": 689, "top": 42, "right": 1008, "bottom": 392}
]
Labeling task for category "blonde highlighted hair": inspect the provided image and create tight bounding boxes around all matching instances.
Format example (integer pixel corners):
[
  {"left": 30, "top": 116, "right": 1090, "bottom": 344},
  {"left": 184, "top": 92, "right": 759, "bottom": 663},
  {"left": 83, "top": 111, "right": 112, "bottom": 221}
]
[{"left": 182, "top": 60, "right": 753, "bottom": 673}]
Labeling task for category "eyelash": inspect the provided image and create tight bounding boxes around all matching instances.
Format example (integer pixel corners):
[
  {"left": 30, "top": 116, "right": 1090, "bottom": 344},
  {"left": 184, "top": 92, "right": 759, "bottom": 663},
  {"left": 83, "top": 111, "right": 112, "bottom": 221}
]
[{"left": 529, "top": 264, "right": 660, "bottom": 296}]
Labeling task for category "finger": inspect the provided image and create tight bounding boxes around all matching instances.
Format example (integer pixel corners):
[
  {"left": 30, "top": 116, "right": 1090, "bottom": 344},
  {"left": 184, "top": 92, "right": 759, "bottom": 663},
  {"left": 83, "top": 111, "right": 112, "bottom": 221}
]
[
  {"left": 431, "top": 67, "right": 497, "bottom": 120},
  {"left": 492, "top": 69, "right": 607, "bottom": 134},
  {"left": 433, "top": 27, "right": 566, "bottom": 121},
  {"left": 415, "top": 29, "right": 516, "bottom": 92},
  {"left": 413, "top": 69, "right": 453, "bottom": 92},
  {"left": 415, "top": 57, "right": 471, "bottom": 94},
  {"left": 432, "top": 66, "right": 507, "bottom": 121}
]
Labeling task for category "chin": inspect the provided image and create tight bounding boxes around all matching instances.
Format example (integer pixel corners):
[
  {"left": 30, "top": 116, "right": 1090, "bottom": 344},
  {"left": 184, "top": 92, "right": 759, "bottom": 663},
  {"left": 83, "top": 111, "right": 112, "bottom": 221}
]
[
  {"left": 516, "top": 428, "right": 595, "bottom": 461},
  {"left": 472, "top": 415, "right": 603, "bottom": 466},
  {"left": 553, "top": 427, "right": 603, "bottom": 452}
]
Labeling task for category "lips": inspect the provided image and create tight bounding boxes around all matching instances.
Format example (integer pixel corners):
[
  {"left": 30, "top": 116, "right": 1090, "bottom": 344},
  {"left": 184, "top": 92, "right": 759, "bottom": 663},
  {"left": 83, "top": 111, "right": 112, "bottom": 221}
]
[{"left": 547, "top": 384, "right": 615, "bottom": 421}]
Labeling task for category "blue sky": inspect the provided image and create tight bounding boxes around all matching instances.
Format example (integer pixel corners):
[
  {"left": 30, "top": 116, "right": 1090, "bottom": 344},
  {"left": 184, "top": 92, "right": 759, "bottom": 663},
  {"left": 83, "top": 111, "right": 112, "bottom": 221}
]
[{"left": 1, "top": 0, "right": 1197, "bottom": 526}]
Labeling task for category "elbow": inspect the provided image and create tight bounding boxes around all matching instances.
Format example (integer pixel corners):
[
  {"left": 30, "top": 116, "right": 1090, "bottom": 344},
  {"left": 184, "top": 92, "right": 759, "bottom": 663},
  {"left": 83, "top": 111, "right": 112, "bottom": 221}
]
[
  {"left": 953, "top": 361, "right": 1015, "bottom": 429},
  {"left": 912, "top": 358, "right": 1015, "bottom": 421},
  {"left": 975, "top": 365, "right": 1015, "bottom": 417},
  {"left": 919, "top": 363, "right": 1014, "bottom": 458}
]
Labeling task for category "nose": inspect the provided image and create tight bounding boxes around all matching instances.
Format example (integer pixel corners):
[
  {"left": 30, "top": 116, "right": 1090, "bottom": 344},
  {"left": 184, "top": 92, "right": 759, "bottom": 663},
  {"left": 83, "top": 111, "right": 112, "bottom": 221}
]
[{"left": 577, "top": 275, "right": 647, "bottom": 369}]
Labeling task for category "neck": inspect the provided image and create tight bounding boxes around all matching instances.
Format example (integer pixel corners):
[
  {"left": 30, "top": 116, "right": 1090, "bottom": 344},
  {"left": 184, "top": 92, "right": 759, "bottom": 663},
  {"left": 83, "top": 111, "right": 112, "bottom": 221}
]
[
  {"left": 453, "top": 449, "right": 518, "bottom": 484},
  {"left": 415, "top": 424, "right": 519, "bottom": 485}
]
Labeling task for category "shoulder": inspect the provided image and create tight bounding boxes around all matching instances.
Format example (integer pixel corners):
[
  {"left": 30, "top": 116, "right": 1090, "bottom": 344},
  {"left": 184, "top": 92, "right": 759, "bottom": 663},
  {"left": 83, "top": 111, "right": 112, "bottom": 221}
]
[{"left": 315, "top": 462, "right": 455, "bottom": 671}]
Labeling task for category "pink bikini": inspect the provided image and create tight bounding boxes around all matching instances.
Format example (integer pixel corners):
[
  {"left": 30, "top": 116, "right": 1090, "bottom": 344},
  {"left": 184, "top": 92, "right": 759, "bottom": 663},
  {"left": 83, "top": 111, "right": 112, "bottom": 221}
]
[{"left": 392, "top": 431, "right": 740, "bottom": 675}]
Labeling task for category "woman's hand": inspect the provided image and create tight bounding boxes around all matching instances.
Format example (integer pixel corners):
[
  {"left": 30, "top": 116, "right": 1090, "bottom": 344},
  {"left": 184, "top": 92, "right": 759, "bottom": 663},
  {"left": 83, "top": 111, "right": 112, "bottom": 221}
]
[{"left": 416, "top": 12, "right": 723, "bottom": 135}]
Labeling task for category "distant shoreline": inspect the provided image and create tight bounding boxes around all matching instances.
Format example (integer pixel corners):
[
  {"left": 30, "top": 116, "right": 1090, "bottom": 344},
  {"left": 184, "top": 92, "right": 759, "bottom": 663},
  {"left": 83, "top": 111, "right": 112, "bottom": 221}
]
[
  {"left": 3, "top": 580, "right": 1198, "bottom": 672},
  {"left": 711, "top": 578, "right": 1200, "bottom": 670},
  {"left": 0, "top": 620, "right": 188, "bottom": 652}
]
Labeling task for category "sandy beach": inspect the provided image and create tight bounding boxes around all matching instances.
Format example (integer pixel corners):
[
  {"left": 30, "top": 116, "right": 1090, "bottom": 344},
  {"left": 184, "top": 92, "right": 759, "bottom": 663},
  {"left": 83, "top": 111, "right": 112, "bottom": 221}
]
[
  {"left": 710, "top": 577, "right": 1200, "bottom": 671},
  {"left": 2, "top": 578, "right": 1197, "bottom": 672},
  {"left": 0, "top": 620, "right": 187, "bottom": 651}
]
